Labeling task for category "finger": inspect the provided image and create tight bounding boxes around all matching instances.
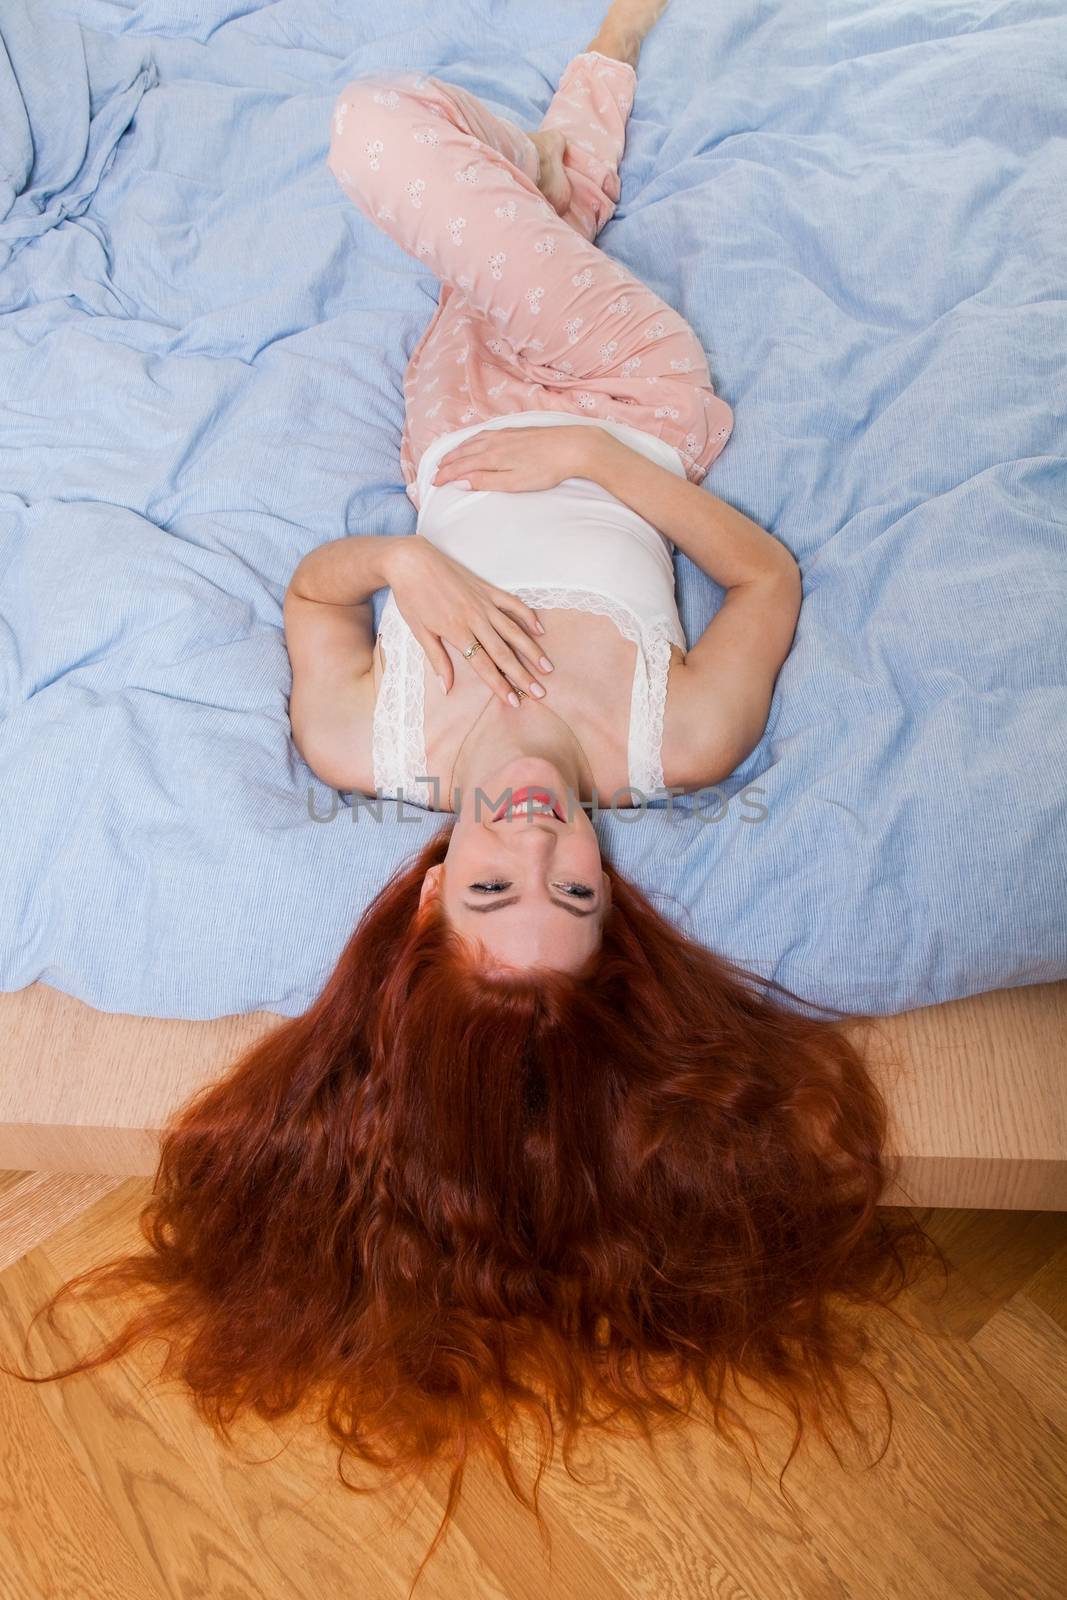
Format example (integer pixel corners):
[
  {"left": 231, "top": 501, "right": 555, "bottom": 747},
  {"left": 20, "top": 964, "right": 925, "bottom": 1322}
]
[
  {"left": 413, "top": 626, "right": 454, "bottom": 693},
  {"left": 464, "top": 635, "right": 524, "bottom": 707},
  {"left": 437, "top": 436, "right": 497, "bottom": 470},
  {"left": 439, "top": 433, "right": 509, "bottom": 468},
  {"left": 467, "top": 467, "right": 531, "bottom": 492},
  {"left": 492, "top": 608, "right": 554, "bottom": 676},
  {"left": 434, "top": 450, "right": 500, "bottom": 484},
  {"left": 433, "top": 458, "right": 489, "bottom": 486},
  {"left": 456, "top": 431, "right": 500, "bottom": 451},
  {"left": 478, "top": 618, "right": 547, "bottom": 700},
  {"left": 441, "top": 468, "right": 519, "bottom": 493},
  {"left": 433, "top": 456, "right": 481, "bottom": 484},
  {"left": 459, "top": 470, "right": 508, "bottom": 491},
  {"left": 436, "top": 445, "right": 482, "bottom": 471},
  {"left": 490, "top": 589, "right": 546, "bottom": 637}
]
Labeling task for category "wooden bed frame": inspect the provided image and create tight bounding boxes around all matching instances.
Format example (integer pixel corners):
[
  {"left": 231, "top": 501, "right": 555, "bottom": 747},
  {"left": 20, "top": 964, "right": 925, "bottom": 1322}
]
[{"left": 1, "top": 976, "right": 1064, "bottom": 1210}]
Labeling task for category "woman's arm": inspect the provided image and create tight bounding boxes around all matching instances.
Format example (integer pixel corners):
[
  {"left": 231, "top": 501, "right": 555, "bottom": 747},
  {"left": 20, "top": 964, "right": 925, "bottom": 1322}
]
[
  {"left": 283, "top": 536, "right": 406, "bottom": 789},
  {"left": 432, "top": 423, "right": 797, "bottom": 587},
  {"left": 283, "top": 532, "right": 555, "bottom": 790},
  {"left": 286, "top": 534, "right": 405, "bottom": 669},
  {"left": 580, "top": 427, "right": 797, "bottom": 587},
  {"left": 579, "top": 428, "right": 803, "bottom": 789}
]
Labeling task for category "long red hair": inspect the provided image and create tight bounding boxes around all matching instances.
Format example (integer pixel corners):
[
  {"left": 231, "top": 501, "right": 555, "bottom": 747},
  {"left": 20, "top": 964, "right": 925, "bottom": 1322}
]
[{"left": 2, "top": 822, "right": 945, "bottom": 1588}]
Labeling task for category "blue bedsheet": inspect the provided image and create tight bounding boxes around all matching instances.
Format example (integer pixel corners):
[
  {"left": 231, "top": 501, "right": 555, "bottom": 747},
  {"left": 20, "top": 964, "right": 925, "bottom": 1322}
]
[{"left": 1, "top": 0, "right": 1064, "bottom": 1020}]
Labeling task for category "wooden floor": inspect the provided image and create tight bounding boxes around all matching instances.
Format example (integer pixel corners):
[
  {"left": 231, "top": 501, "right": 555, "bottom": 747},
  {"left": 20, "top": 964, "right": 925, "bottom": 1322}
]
[{"left": 1, "top": 1178, "right": 1065, "bottom": 1600}]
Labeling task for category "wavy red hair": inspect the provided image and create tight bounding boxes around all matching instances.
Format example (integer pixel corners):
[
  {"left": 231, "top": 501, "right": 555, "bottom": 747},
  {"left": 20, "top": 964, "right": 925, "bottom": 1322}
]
[{"left": 2, "top": 821, "right": 945, "bottom": 1589}]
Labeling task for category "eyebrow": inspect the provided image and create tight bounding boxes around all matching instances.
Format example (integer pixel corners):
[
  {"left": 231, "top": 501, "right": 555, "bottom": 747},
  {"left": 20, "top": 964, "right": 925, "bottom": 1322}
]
[{"left": 461, "top": 895, "right": 598, "bottom": 919}]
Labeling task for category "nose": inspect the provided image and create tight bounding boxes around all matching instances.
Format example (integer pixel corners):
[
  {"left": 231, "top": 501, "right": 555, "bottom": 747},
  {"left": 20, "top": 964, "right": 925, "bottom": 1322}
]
[{"left": 498, "top": 822, "right": 558, "bottom": 853}]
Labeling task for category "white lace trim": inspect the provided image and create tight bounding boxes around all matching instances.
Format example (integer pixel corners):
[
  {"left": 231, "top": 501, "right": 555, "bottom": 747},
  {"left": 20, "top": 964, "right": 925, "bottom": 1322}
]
[
  {"left": 372, "top": 593, "right": 434, "bottom": 808},
  {"left": 372, "top": 585, "right": 685, "bottom": 805}
]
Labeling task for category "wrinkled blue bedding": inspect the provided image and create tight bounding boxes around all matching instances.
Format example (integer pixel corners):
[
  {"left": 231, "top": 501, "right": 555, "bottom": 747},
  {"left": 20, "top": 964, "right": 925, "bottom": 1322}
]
[{"left": 1, "top": 0, "right": 1064, "bottom": 1019}]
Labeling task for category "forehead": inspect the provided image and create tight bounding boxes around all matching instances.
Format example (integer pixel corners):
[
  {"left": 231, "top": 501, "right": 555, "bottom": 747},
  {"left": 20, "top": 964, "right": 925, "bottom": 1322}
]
[{"left": 457, "top": 910, "right": 600, "bottom": 970}]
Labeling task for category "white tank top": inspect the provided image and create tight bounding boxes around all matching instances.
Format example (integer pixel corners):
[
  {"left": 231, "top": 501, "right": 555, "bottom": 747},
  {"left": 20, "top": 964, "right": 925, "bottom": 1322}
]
[{"left": 372, "top": 411, "right": 688, "bottom": 808}]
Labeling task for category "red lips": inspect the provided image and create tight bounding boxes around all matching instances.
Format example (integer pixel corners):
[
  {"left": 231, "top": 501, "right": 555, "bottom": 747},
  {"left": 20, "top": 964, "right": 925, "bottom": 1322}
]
[{"left": 492, "top": 786, "right": 564, "bottom": 821}]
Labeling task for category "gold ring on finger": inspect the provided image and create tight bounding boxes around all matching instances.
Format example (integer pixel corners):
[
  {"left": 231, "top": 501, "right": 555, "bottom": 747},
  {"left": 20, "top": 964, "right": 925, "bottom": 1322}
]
[{"left": 463, "top": 639, "right": 483, "bottom": 659}]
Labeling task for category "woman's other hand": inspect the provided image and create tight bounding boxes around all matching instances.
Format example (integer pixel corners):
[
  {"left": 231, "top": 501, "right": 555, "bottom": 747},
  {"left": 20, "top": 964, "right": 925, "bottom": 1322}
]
[
  {"left": 431, "top": 425, "right": 598, "bottom": 493},
  {"left": 386, "top": 536, "right": 553, "bottom": 705}
]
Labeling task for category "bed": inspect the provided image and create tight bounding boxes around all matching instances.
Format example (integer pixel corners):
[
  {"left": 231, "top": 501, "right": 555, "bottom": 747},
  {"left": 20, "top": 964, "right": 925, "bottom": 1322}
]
[{"left": 1, "top": 0, "right": 1064, "bottom": 1209}]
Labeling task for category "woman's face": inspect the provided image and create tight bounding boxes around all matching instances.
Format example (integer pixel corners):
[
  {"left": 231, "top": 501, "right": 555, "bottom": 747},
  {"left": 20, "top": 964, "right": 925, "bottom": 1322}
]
[{"left": 418, "top": 757, "right": 611, "bottom": 973}]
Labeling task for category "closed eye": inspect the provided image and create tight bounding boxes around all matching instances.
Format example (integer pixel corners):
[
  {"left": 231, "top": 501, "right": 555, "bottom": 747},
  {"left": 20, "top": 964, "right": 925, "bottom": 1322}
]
[
  {"left": 464, "top": 880, "right": 599, "bottom": 918},
  {"left": 470, "top": 880, "right": 594, "bottom": 898}
]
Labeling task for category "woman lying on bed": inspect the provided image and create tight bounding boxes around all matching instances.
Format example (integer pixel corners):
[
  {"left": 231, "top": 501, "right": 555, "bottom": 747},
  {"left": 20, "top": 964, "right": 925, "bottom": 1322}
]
[
  {"left": 5, "top": 2, "right": 942, "bottom": 1579},
  {"left": 285, "top": 19, "right": 802, "bottom": 978}
]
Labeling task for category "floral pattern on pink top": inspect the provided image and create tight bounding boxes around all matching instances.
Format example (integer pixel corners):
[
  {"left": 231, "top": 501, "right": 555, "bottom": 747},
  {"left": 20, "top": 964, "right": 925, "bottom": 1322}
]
[{"left": 326, "top": 50, "right": 734, "bottom": 510}]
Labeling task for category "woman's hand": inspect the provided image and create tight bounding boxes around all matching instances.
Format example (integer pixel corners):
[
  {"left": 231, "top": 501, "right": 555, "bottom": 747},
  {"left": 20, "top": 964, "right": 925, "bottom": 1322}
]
[
  {"left": 386, "top": 536, "right": 553, "bottom": 705},
  {"left": 431, "top": 424, "right": 598, "bottom": 493}
]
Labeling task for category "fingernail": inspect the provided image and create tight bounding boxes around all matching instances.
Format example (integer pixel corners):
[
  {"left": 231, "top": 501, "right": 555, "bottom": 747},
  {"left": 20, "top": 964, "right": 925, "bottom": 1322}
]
[
  {"left": 529, "top": 683, "right": 546, "bottom": 698},
  {"left": 508, "top": 691, "right": 520, "bottom": 707},
  {"left": 535, "top": 621, "right": 545, "bottom": 634},
  {"left": 438, "top": 675, "right": 448, "bottom": 694},
  {"left": 539, "top": 656, "right": 553, "bottom": 671},
  {"left": 454, "top": 478, "right": 472, "bottom": 490}
]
